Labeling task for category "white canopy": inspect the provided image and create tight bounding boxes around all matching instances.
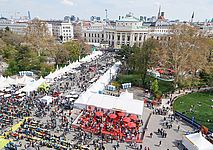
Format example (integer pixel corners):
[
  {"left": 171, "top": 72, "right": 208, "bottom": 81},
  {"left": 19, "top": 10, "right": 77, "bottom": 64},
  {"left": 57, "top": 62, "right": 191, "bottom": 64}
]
[
  {"left": 45, "top": 51, "right": 103, "bottom": 81},
  {"left": 17, "top": 75, "right": 35, "bottom": 86},
  {"left": 19, "top": 76, "right": 46, "bottom": 93},
  {"left": 80, "top": 93, "right": 144, "bottom": 116},
  {"left": 79, "top": 51, "right": 103, "bottom": 63},
  {"left": 182, "top": 132, "right": 213, "bottom": 150},
  {"left": 75, "top": 62, "right": 121, "bottom": 107},
  {"left": 4, "top": 94, "right": 11, "bottom": 98}
]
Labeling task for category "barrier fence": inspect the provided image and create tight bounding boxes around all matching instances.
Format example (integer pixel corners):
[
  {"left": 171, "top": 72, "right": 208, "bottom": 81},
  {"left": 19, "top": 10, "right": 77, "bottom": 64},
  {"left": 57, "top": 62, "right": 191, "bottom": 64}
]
[{"left": 174, "top": 111, "right": 212, "bottom": 134}]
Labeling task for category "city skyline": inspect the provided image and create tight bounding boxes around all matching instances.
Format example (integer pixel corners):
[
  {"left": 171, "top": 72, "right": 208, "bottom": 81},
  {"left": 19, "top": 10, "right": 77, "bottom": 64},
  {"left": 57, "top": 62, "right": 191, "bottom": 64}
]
[{"left": 0, "top": 0, "right": 213, "bottom": 21}]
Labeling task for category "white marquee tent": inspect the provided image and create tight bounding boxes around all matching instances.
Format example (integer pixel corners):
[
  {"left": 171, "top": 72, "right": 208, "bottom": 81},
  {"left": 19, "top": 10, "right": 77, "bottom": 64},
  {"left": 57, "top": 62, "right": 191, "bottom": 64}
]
[
  {"left": 75, "top": 62, "right": 121, "bottom": 107},
  {"left": 182, "top": 132, "right": 213, "bottom": 150},
  {"left": 45, "top": 51, "right": 103, "bottom": 81},
  {"left": 76, "top": 92, "right": 144, "bottom": 116},
  {"left": 19, "top": 77, "right": 46, "bottom": 93}
]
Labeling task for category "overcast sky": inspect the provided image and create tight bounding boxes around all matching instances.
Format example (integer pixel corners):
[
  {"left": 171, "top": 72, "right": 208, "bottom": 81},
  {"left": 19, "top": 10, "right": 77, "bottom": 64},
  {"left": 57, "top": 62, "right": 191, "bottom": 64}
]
[{"left": 0, "top": 0, "right": 212, "bottom": 21}]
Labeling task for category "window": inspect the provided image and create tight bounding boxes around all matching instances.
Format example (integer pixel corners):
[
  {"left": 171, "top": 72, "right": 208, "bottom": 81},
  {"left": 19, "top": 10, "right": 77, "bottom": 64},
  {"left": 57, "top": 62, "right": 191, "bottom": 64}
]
[
  {"left": 117, "top": 35, "right": 120, "bottom": 40},
  {"left": 127, "top": 36, "right": 130, "bottom": 41},
  {"left": 144, "top": 35, "right": 146, "bottom": 41}
]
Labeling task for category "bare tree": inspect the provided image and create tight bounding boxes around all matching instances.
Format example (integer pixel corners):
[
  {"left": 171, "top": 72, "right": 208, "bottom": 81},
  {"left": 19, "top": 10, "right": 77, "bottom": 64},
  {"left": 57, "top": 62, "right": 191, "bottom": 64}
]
[
  {"left": 161, "top": 24, "right": 210, "bottom": 87},
  {"left": 24, "top": 18, "right": 51, "bottom": 56}
]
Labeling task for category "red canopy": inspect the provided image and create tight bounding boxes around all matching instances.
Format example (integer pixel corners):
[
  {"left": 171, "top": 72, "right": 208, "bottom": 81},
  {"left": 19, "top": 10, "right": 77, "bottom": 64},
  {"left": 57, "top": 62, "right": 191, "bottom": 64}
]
[
  {"left": 158, "top": 69, "right": 164, "bottom": 74},
  {"left": 127, "top": 122, "right": 136, "bottom": 128},
  {"left": 130, "top": 114, "right": 137, "bottom": 121},
  {"left": 96, "top": 111, "right": 103, "bottom": 117},
  {"left": 117, "top": 112, "right": 125, "bottom": 117},
  {"left": 123, "top": 117, "right": 131, "bottom": 122},
  {"left": 109, "top": 114, "right": 117, "bottom": 119}
]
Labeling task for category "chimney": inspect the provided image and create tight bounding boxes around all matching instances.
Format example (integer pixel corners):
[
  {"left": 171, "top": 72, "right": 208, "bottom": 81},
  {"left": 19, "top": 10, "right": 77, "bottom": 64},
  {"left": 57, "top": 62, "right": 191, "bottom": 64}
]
[
  {"left": 119, "top": 16, "right": 121, "bottom": 20},
  {"left": 161, "top": 12, "right": 165, "bottom": 17},
  {"left": 140, "top": 16, "right": 143, "bottom": 21}
]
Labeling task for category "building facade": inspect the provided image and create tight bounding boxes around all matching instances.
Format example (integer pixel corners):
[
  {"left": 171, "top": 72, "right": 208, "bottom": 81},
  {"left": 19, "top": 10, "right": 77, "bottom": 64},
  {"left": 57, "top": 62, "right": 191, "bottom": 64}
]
[
  {"left": 82, "top": 13, "right": 151, "bottom": 48},
  {"left": 47, "top": 20, "right": 74, "bottom": 43},
  {"left": 0, "top": 17, "right": 28, "bottom": 35},
  {"left": 60, "top": 21, "right": 74, "bottom": 43}
]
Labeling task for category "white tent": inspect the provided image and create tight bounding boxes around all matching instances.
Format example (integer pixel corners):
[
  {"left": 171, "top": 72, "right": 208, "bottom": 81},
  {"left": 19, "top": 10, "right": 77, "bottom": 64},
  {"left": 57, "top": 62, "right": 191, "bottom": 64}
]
[
  {"left": 4, "top": 94, "right": 11, "bottom": 98},
  {"left": 75, "top": 62, "right": 121, "bottom": 107},
  {"left": 40, "top": 96, "right": 53, "bottom": 105},
  {"left": 19, "top": 76, "right": 46, "bottom": 93},
  {"left": 182, "top": 132, "right": 213, "bottom": 150},
  {"left": 44, "top": 51, "right": 102, "bottom": 81},
  {"left": 17, "top": 75, "right": 35, "bottom": 86},
  {"left": 81, "top": 93, "right": 144, "bottom": 116}
]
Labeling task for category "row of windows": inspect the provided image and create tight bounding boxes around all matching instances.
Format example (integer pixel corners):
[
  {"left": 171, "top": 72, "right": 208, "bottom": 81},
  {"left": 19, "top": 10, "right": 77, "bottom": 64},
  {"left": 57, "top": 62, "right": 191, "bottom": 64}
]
[
  {"left": 117, "top": 23, "right": 138, "bottom": 26},
  {"left": 85, "top": 33, "right": 104, "bottom": 38},
  {"left": 63, "top": 33, "right": 72, "bottom": 36},
  {"left": 88, "top": 39, "right": 102, "bottom": 43},
  {"left": 63, "top": 30, "right": 71, "bottom": 32},
  {"left": 63, "top": 26, "right": 71, "bottom": 29},
  {"left": 117, "top": 35, "right": 146, "bottom": 41}
]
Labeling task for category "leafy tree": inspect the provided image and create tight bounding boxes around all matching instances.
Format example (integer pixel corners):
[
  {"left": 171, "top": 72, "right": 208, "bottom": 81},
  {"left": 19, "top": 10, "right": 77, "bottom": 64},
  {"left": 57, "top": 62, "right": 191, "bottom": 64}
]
[
  {"left": 151, "top": 79, "right": 159, "bottom": 95},
  {"left": 134, "top": 39, "right": 159, "bottom": 85},
  {"left": 47, "top": 43, "right": 69, "bottom": 66},
  {"left": 161, "top": 24, "right": 210, "bottom": 88},
  {"left": 115, "top": 45, "right": 134, "bottom": 73},
  {"left": 63, "top": 41, "right": 81, "bottom": 62},
  {"left": 5, "top": 26, "right": 10, "bottom": 31}
]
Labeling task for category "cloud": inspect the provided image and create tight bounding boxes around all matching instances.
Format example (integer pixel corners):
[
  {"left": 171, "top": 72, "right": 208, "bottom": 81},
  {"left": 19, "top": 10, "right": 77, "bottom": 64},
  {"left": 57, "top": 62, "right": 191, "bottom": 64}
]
[{"left": 61, "top": 0, "right": 74, "bottom": 6}]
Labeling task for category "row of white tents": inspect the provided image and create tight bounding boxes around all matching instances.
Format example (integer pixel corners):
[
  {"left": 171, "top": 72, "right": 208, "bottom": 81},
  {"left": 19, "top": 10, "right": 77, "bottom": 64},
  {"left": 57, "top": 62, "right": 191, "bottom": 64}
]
[
  {"left": 45, "top": 51, "right": 103, "bottom": 82},
  {"left": 0, "top": 75, "right": 35, "bottom": 90},
  {"left": 75, "top": 62, "right": 121, "bottom": 107},
  {"left": 0, "top": 51, "right": 104, "bottom": 94}
]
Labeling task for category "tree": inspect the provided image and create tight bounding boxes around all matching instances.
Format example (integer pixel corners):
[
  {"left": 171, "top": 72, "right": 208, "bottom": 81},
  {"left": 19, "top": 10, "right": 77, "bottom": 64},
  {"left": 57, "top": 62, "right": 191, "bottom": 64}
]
[
  {"left": 24, "top": 18, "right": 51, "bottom": 56},
  {"left": 5, "top": 26, "right": 10, "bottom": 32},
  {"left": 47, "top": 43, "right": 69, "bottom": 66},
  {"left": 134, "top": 39, "right": 159, "bottom": 85},
  {"left": 115, "top": 45, "right": 134, "bottom": 73},
  {"left": 161, "top": 24, "right": 210, "bottom": 87},
  {"left": 63, "top": 41, "right": 81, "bottom": 62},
  {"left": 151, "top": 79, "right": 159, "bottom": 96}
]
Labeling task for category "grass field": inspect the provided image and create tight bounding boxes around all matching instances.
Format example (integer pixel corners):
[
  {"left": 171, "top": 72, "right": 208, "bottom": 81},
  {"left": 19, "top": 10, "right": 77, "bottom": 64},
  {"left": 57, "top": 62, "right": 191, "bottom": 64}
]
[
  {"left": 173, "top": 92, "right": 213, "bottom": 131},
  {"left": 116, "top": 74, "right": 174, "bottom": 94}
]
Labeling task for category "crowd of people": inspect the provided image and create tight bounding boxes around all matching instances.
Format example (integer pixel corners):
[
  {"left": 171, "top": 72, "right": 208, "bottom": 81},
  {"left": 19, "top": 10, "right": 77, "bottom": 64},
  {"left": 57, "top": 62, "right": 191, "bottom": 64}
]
[
  {"left": 75, "top": 107, "right": 143, "bottom": 143},
  {"left": 0, "top": 52, "right": 121, "bottom": 149}
]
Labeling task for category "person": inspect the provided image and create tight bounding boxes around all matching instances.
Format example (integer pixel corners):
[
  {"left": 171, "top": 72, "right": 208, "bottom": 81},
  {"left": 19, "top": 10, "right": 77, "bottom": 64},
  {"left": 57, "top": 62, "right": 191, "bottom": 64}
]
[
  {"left": 116, "top": 141, "right": 119, "bottom": 148},
  {"left": 150, "top": 132, "right": 153, "bottom": 138},
  {"left": 159, "top": 140, "right": 162, "bottom": 146},
  {"left": 139, "top": 144, "right": 142, "bottom": 150},
  {"left": 177, "top": 125, "right": 180, "bottom": 131}
]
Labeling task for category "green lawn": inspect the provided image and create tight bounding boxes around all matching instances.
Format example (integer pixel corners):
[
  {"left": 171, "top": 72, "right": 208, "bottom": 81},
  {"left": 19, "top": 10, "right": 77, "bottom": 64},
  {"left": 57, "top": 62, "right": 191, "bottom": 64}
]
[
  {"left": 116, "top": 74, "right": 174, "bottom": 94},
  {"left": 173, "top": 92, "right": 213, "bottom": 131}
]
